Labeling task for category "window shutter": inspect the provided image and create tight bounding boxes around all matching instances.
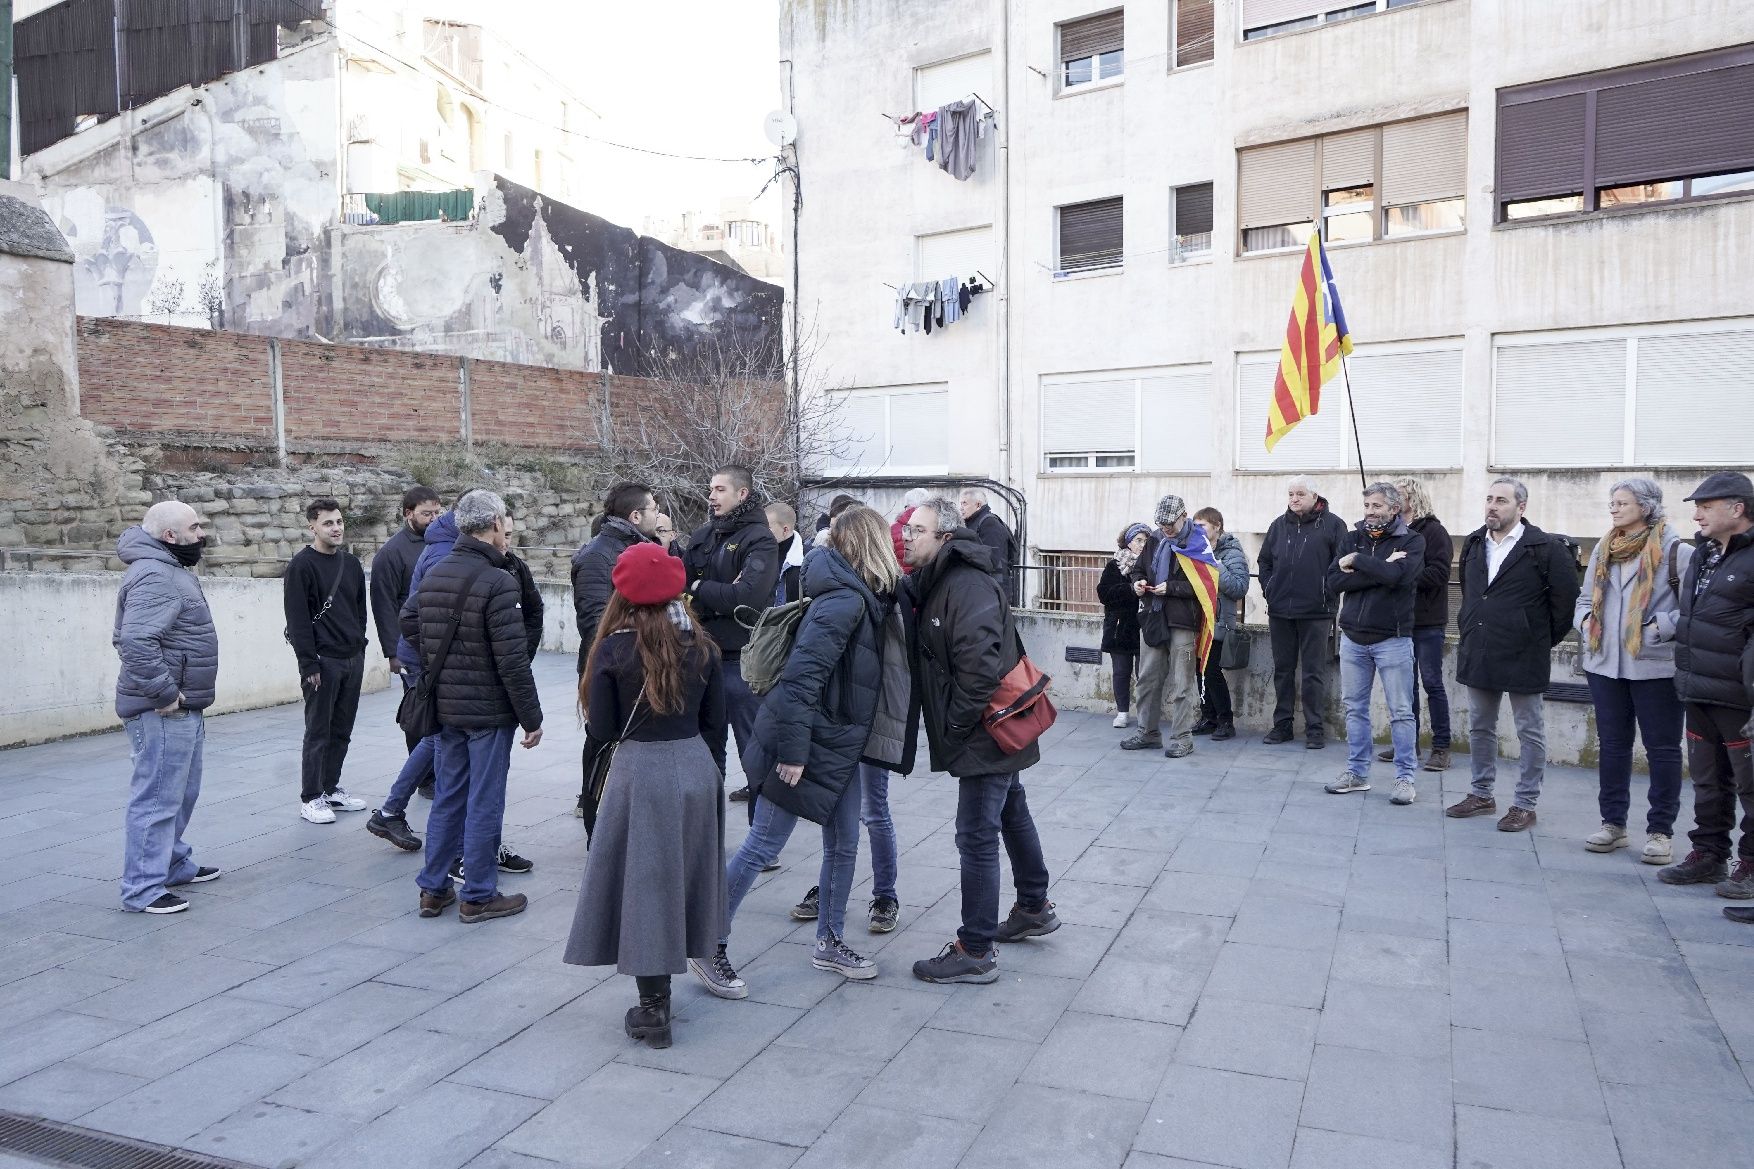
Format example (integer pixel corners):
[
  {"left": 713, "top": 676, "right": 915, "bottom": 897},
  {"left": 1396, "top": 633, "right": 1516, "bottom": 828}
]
[
  {"left": 1058, "top": 198, "right": 1124, "bottom": 271},
  {"left": 833, "top": 393, "right": 888, "bottom": 472},
  {"left": 1239, "top": 139, "right": 1317, "bottom": 228},
  {"left": 1235, "top": 356, "right": 1345, "bottom": 471},
  {"left": 1321, "top": 129, "right": 1376, "bottom": 191},
  {"left": 1242, "top": 0, "right": 1329, "bottom": 31},
  {"left": 1174, "top": 183, "right": 1214, "bottom": 236},
  {"left": 915, "top": 51, "right": 993, "bottom": 113},
  {"left": 887, "top": 389, "right": 951, "bottom": 471},
  {"left": 1497, "top": 92, "right": 1587, "bottom": 201},
  {"left": 1492, "top": 338, "right": 1626, "bottom": 467},
  {"left": 1060, "top": 11, "right": 1123, "bottom": 63},
  {"left": 1594, "top": 62, "right": 1754, "bottom": 187},
  {"left": 1140, "top": 368, "right": 1214, "bottom": 472},
  {"left": 1042, "top": 379, "right": 1135, "bottom": 455},
  {"left": 1175, "top": 0, "right": 1214, "bottom": 67},
  {"left": 1382, "top": 112, "right": 1467, "bottom": 205},
  {"left": 1634, "top": 329, "right": 1754, "bottom": 465},
  {"left": 1345, "top": 348, "right": 1464, "bottom": 469},
  {"left": 916, "top": 226, "right": 994, "bottom": 282}
]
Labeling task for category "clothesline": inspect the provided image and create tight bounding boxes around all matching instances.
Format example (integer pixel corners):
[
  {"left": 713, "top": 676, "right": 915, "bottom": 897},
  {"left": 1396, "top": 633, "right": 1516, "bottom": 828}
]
[
  {"left": 882, "top": 269, "right": 996, "bottom": 292},
  {"left": 879, "top": 91, "right": 1000, "bottom": 122}
]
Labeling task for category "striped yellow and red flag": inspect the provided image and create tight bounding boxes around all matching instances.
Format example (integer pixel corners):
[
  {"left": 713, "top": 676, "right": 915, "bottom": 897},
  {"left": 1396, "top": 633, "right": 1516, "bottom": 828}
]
[
  {"left": 1265, "top": 232, "right": 1353, "bottom": 452},
  {"left": 1164, "top": 522, "right": 1224, "bottom": 674}
]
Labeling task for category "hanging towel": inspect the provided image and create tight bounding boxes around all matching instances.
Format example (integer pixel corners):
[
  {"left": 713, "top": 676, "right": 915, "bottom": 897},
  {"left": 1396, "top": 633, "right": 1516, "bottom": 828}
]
[{"left": 937, "top": 99, "right": 980, "bottom": 181}]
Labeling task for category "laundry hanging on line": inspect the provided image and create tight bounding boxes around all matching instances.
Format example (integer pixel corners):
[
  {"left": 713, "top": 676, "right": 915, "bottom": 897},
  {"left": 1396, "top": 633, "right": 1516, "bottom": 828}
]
[
  {"left": 892, "top": 277, "right": 988, "bottom": 335},
  {"left": 888, "top": 96, "right": 997, "bottom": 181}
]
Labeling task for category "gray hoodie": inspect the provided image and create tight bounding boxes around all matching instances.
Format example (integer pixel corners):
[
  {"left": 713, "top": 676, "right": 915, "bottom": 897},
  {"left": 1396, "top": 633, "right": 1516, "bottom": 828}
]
[{"left": 112, "top": 526, "right": 219, "bottom": 718}]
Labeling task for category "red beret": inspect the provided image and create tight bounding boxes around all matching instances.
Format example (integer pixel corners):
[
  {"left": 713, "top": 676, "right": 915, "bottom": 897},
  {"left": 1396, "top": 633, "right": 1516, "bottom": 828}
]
[{"left": 612, "top": 542, "right": 685, "bottom": 606}]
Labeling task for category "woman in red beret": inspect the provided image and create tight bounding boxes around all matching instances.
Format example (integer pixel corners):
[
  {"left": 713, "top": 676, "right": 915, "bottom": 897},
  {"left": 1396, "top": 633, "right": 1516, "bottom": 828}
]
[{"left": 562, "top": 542, "right": 727, "bottom": 1049}]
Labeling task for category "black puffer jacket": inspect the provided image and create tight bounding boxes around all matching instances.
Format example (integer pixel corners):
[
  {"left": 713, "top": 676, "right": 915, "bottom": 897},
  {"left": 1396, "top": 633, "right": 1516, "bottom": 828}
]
[
  {"left": 683, "top": 496, "right": 779, "bottom": 657},
  {"left": 1326, "top": 518, "right": 1425, "bottom": 641},
  {"left": 1674, "top": 529, "right": 1754, "bottom": 710},
  {"left": 1455, "top": 522, "right": 1582, "bottom": 694},
  {"left": 1097, "top": 559, "right": 1141, "bottom": 656},
  {"left": 904, "top": 533, "right": 1039, "bottom": 777},
  {"left": 503, "top": 549, "right": 545, "bottom": 661},
  {"left": 742, "top": 548, "right": 886, "bottom": 824},
  {"left": 403, "top": 535, "right": 543, "bottom": 731},
  {"left": 1258, "top": 498, "right": 1349, "bottom": 620},
  {"left": 571, "top": 517, "right": 651, "bottom": 672},
  {"left": 1408, "top": 514, "right": 1454, "bottom": 631}
]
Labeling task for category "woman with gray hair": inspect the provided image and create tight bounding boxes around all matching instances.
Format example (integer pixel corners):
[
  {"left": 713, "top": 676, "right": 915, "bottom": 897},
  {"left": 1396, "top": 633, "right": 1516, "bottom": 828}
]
[{"left": 1574, "top": 477, "right": 1691, "bottom": 864}]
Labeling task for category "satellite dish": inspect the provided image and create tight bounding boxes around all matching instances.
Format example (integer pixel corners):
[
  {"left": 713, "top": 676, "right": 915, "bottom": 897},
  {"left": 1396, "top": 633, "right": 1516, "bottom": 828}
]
[{"left": 764, "top": 111, "right": 798, "bottom": 147}]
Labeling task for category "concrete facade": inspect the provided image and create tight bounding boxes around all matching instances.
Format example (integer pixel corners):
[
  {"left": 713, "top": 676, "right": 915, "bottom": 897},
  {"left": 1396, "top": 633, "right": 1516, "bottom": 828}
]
[{"left": 781, "top": 0, "right": 1754, "bottom": 576}]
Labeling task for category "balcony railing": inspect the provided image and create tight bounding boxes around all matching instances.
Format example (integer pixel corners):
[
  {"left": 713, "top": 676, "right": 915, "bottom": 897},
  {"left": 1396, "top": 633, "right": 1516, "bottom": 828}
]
[
  {"left": 341, "top": 190, "right": 476, "bottom": 226},
  {"left": 1031, "top": 551, "right": 1108, "bottom": 615}
]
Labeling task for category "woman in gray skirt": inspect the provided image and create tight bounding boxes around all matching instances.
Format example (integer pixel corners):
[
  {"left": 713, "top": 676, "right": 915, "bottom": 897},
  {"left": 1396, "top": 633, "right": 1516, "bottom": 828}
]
[{"left": 564, "top": 542, "right": 726, "bottom": 1049}]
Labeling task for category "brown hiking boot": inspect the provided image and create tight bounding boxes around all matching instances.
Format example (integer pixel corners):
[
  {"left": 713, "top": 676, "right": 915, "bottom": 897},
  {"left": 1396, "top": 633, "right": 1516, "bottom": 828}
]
[
  {"left": 1659, "top": 850, "right": 1729, "bottom": 885},
  {"left": 1422, "top": 748, "right": 1451, "bottom": 772},
  {"left": 459, "top": 892, "right": 527, "bottom": 923},
  {"left": 1497, "top": 806, "right": 1537, "bottom": 832},
  {"left": 1445, "top": 794, "right": 1497, "bottom": 819},
  {"left": 418, "top": 887, "right": 456, "bottom": 917},
  {"left": 1715, "top": 859, "right": 1754, "bottom": 900}
]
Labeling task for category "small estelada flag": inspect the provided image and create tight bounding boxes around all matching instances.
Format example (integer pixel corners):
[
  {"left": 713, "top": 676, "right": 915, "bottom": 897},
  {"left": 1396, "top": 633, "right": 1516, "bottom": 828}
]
[{"left": 1265, "top": 232, "right": 1353, "bottom": 452}]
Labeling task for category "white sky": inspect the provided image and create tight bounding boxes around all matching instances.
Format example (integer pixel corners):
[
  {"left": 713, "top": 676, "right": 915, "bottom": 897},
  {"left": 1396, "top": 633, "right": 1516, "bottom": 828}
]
[{"left": 426, "top": 0, "right": 785, "bottom": 229}]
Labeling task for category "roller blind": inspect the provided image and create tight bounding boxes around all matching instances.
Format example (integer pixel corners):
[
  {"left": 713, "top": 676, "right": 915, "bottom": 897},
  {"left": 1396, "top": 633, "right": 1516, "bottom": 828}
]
[
  {"left": 1595, "top": 62, "right": 1754, "bottom": 187},
  {"left": 916, "top": 226, "right": 994, "bottom": 282},
  {"left": 1058, "top": 198, "right": 1124, "bottom": 271},
  {"left": 1322, "top": 129, "right": 1377, "bottom": 191},
  {"left": 1175, "top": 0, "right": 1215, "bottom": 67},
  {"left": 887, "top": 390, "right": 951, "bottom": 470},
  {"left": 1236, "top": 356, "right": 1345, "bottom": 470},
  {"left": 1492, "top": 339, "right": 1626, "bottom": 467},
  {"left": 1497, "top": 92, "right": 1587, "bottom": 201},
  {"left": 1175, "top": 183, "right": 1214, "bottom": 236},
  {"left": 1060, "top": 11, "right": 1123, "bottom": 62},
  {"left": 1239, "top": 139, "right": 1317, "bottom": 228},
  {"left": 833, "top": 393, "right": 888, "bottom": 472},
  {"left": 1140, "top": 369, "right": 1215, "bottom": 473},
  {"left": 915, "top": 51, "right": 993, "bottom": 113},
  {"left": 1345, "top": 348, "right": 1464, "bottom": 469},
  {"left": 1043, "top": 379, "right": 1136, "bottom": 454},
  {"left": 1634, "top": 329, "right": 1754, "bottom": 465},
  {"left": 1382, "top": 112, "right": 1468, "bottom": 206},
  {"left": 1242, "top": 0, "right": 1329, "bottom": 30}
]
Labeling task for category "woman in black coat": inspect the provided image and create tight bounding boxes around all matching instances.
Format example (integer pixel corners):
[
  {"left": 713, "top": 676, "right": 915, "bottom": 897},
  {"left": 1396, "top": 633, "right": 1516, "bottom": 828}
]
[
  {"left": 1098, "top": 524, "right": 1150, "bottom": 728},
  {"left": 707, "top": 506, "right": 899, "bottom": 990}
]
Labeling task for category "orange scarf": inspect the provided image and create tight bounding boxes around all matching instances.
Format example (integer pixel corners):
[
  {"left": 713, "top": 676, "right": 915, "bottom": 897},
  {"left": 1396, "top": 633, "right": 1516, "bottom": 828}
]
[{"left": 1586, "top": 523, "right": 1663, "bottom": 658}]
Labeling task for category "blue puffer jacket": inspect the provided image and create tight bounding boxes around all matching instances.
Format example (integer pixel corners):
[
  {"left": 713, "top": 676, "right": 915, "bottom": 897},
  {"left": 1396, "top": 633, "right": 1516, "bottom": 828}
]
[
  {"left": 395, "top": 510, "right": 459, "bottom": 671},
  {"left": 741, "top": 546, "right": 887, "bottom": 825},
  {"left": 112, "top": 526, "right": 219, "bottom": 718}
]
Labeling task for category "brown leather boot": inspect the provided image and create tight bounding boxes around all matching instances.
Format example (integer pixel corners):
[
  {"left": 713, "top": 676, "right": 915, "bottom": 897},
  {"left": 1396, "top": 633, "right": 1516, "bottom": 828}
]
[
  {"left": 418, "top": 887, "right": 456, "bottom": 918},
  {"left": 459, "top": 892, "right": 527, "bottom": 923},
  {"left": 1422, "top": 748, "right": 1452, "bottom": 772}
]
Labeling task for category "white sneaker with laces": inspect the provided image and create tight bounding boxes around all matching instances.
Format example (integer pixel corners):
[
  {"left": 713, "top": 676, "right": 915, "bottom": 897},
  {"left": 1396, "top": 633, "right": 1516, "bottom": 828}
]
[
  {"left": 1112, "top": 711, "right": 1132, "bottom": 728},
  {"left": 1642, "top": 833, "right": 1673, "bottom": 865},
  {"left": 1585, "top": 822, "right": 1629, "bottom": 853},
  {"left": 323, "top": 789, "right": 367, "bottom": 812},
  {"left": 1390, "top": 779, "right": 1416, "bottom": 805},
  {"left": 1325, "top": 773, "right": 1370, "bottom": 795},
  {"left": 300, "top": 798, "right": 336, "bottom": 824}
]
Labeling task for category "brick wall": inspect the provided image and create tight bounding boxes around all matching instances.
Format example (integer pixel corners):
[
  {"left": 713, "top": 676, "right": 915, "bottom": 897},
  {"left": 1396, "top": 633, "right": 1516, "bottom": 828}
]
[
  {"left": 76, "top": 319, "right": 275, "bottom": 440},
  {"left": 279, "top": 338, "right": 461, "bottom": 447}
]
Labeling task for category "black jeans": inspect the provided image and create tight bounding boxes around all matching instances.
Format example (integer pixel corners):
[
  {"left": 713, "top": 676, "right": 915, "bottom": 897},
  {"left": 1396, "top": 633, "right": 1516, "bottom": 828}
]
[
  {"left": 954, "top": 771, "right": 1051, "bottom": 954},
  {"left": 1684, "top": 702, "right": 1754, "bottom": 862},
  {"left": 1201, "top": 638, "right": 1232, "bottom": 723},
  {"left": 300, "top": 653, "right": 364, "bottom": 802},
  {"left": 1109, "top": 652, "right": 1135, "bottom": 713},
  {"left": 1411, "top": 626, "right": 1452, "bottom": 750},
  {"left": 1586, "top": 672, "right": 1684, "bottom": 835},
  {"left": 713, "top": 657, "right": 764, "bottom": 824},
  {"left": 1269, "top": 616, "right": 1331, "bottom": 736}
]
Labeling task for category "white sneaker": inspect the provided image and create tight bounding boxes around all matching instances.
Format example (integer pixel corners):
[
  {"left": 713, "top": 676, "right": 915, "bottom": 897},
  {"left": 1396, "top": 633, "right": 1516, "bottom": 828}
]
[
  {"left": 1390, "top": 779, "right": 1417, "bottom": 806},
  {"left": 1642, "top": 833, "right": 1673, "bottom": 865},
  {"left": 1112, "top": 711, "right": 1132, "bottom": 729},
  {"left": 323, "top": 789, "right": 367, "bottom": 812},
  {"left": 300, "top": 798, "right": 336, "bottom": 824},
  {"left": 1585, "top": 822, "right": 1629, "bottom": 853}
]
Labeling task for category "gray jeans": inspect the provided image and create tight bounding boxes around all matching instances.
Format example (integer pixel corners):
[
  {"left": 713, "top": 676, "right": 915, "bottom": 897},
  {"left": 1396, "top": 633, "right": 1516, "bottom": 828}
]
[
  {"left": 1467, "top": 687, "right": 1546, "bottom": 810},
  {"left": 1136, "top": 628, "right": 1200, "bottom": 744}
]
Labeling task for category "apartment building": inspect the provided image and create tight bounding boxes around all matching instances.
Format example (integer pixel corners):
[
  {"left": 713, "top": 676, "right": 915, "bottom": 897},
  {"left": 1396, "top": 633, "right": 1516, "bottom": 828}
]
[{"left": 779, "top": 0, "right": 1754, "bottom": 590}]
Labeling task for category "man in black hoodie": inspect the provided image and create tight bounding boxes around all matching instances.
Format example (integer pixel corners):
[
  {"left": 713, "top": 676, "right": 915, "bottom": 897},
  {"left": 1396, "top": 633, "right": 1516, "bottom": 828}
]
[
  {"left": 285, "top": 497, "right": 370, "bottom": 825},
  {"left": 682, "top": 465, "right": 779, "bottom": 771},
  {"left": 900, "top": 497, "right": 1055, "bottom": 986},
  {"left": 1258, "top": 476, "right": 1350, "bottom": 748},
  {"left": 1324, "top": 483, "right": 1425, "bottom": 805},
  {"left": 370, "top": 486, "right": 443, "bottom": 800}
]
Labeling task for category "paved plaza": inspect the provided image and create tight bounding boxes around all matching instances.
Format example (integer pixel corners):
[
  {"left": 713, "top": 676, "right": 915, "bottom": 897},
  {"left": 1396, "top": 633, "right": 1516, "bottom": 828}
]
[{"left": 1, "top": 652, "right": 1751, "bottom": 1169}]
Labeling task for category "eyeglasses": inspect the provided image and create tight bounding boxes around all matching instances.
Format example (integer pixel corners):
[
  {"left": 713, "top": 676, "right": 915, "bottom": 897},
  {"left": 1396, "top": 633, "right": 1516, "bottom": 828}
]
[{"left": 903, "top": 525, "right": 944, "bottom": 538}]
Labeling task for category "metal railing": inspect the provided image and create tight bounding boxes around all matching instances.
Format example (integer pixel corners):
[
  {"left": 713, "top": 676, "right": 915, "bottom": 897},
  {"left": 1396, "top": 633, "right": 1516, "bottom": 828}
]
[{"left": 1028, "top": 552, "right": 1107, "bottom": 615}]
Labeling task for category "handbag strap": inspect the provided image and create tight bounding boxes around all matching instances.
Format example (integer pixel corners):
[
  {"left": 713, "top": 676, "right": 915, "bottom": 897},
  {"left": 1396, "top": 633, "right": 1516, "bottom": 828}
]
[
  {"left": 614, "top": 682, "right": 648, "bottom": 743},
  {"left": 310, "top": 552, "right": 348, "bottom": 626},
  {"left": 422, "top": 564, "right": 496, "bottom": 679}
]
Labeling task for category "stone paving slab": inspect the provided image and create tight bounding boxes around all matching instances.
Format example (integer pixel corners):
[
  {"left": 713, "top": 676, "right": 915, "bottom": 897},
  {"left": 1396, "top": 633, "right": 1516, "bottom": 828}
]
[{"left": 1, "top": 651, "right": 1749, "bottom": 1168}]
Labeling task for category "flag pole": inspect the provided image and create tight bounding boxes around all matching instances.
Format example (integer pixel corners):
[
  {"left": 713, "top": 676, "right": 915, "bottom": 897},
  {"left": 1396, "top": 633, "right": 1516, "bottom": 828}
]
[{"left": 1341, "top": 354, "right": 1367, "bottom": 491}]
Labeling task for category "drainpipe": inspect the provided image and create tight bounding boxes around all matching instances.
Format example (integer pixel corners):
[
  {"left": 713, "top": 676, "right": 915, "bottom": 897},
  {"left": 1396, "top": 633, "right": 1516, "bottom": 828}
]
[
  {"left": 995, "top": 0, "right": 1012, "bottom": 486},
  {"left": 2, "top": 0, "right": 12, "bottom": 180}
]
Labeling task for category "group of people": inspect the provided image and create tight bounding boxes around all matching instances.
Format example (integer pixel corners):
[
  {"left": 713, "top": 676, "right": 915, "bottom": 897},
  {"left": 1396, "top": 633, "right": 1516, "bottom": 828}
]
[
  {"left": 111, "top": 471, "right": 1054, "bottom": 1052},
  {"left": 1096, "top": 469, "right": 1754, "bottom": 923}
]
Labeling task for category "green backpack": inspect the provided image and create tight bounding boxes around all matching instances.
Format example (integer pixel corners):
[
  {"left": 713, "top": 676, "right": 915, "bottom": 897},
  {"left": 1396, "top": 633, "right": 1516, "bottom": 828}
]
[{"left": 735, "top": 598, "right": 812, "bottom": 696}]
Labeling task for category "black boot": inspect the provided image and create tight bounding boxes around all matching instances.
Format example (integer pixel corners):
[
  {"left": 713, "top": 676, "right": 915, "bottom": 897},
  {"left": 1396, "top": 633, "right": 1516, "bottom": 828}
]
[
  {"left": 625, "top": 977, "right": 672, "bottom": 1049},
  {"left": 1191, "top": 717, "right": 1217, "bottom": 736},
  {"left": 1211, "top": 718, "right": 1235, "bottom": 742}
]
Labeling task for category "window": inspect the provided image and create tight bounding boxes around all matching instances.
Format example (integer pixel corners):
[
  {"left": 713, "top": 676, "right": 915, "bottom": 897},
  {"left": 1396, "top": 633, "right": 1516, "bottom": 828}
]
[
  {"left": 1171, "top": 183, "right": 1213, "bottom": 262},
  {"left": 1241, "top": 0, "right": 1429, "bottom": 42},
  {"left": 1059, "top": 11, "right": 1123, "bottom": 90},
  {"left": 1056, "top": 197, "right": 1123, "bottom": 274},
  {"left": 1238, "top": 112, "right": 1465, "bottom": 252},
  {"left": 1493, "top": 322, "right": 1754, "bottom": 467},
  {"left": 1042, "top": 368, "right": 1214, "bottom": 473},
  {"left": 829, "top": 386, "right": 950, "bottom": 475},
  {"left": 1497, "top": 45, "right": 1754, "bottom": 222},
  {"left": 915, "top": 51, "right": 992, "bottom": 112},
  {"left": 1174, "top": 1, "right": 1214, "bottom": 68},
  {"left": 916, "top": 225, "right": 994, "bottom": 284}
]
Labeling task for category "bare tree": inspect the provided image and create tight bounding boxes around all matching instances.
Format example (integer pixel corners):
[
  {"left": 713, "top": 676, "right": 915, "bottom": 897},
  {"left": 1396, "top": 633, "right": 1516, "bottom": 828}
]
[{"left": 146, "top": 275, "right": 186, "bottom": 323}]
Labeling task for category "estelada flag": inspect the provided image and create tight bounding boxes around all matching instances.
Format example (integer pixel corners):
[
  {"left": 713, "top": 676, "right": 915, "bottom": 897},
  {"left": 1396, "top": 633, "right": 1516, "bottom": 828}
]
[
  {"left": 1159, "top": 522, "right": 1223, "bottom": 674},
  {"left": 1265, "top": 232, "right": 1353, "bottom": 452}
]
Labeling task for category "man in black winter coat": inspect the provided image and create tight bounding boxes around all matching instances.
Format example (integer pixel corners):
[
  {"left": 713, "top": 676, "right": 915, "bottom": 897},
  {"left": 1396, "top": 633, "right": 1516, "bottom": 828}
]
[
  {"left": 960, "top": 487, "right": 1019, "bottom": 604},
  {"left": 370, "top": 486, "right": 444, "bottom": 793},
  {"left": 682, "top": 466, "right": 779, "bottom": 776},
  {"left": 1444, "top": 477, "right": 1581, "bottom": 833},
  {"left": 286, "top": 497, "right": 370, "bottom": 825},
  {"left": 572, "top": 482, "right": 661, "bottom": 672},
  {"left": 1393, "top": 477, "right": 1455, "bottom": 773},
  {"left": 900, "top": 498, "right": 1055, "bottom": 986},
  {"left": 1258, "top": 476, "right": 1350, "bottom": 748},
  {"left": 404, "top": 490, "right": 543, "bottom": 924},
  {"left": 1660, "top": 472, "right": 1754, "bottom": 908},
  {"left": 1324, "top": 483, "right": 1425, "bottom": 804}
]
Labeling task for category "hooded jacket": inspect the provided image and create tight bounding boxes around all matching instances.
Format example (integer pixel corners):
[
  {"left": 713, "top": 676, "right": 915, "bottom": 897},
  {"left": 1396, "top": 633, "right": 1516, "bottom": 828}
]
[
  {"left": 742, "top": 547, "right": 888, "bottom": 824},
  {"left": 1673, "top": 528, "right": 1754, "bottom": 710},
  {"left": 891, "top": 506, "right": 917, "bottom": 575},
  {"left": 1408, "top": 514, "right": 1454, "bottom": 630},
  {"left": 1456, "top": 521, "right": 1582, "bottom": 694},
  {"left": 402, "top": 534, "right": 543, "bottom": 732},
  {"left": 397, "top": 510, "right": 541, "bottom": 673},
  {"left": 965, "top": 503, "right": 1018, "bottom": 601},
  {"left": 1212, "top": 532, "right": 1252, "bottom": 642},
  {"left": 571, "top": 516, "right": 653, "bottom": 672},
  {"left": 1326, "top": 517, "right": 1425, "bottom": 642},
  {"left": 1258, "top": 497, "right": 1349, "bottom": 620},
  {"left": 682, "top": 495, "right": 779, "bottom": 657},
  {"left": 862, "top": 603, "right": 918, "bottom": 775},
  {"left": 369, "top": 523, "right": 425, "bottom": 663},
  {"left": 904, "top": 532, "right": 1040, "bottom": 777},
  {"left": 112, "top": 526, "right": 219, "bottom": 718}
]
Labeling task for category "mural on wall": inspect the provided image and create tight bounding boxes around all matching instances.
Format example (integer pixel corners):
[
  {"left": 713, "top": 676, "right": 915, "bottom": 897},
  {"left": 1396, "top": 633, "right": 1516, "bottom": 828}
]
[{"left": 57, "top": 198, "right": 160, "bottom": 319}]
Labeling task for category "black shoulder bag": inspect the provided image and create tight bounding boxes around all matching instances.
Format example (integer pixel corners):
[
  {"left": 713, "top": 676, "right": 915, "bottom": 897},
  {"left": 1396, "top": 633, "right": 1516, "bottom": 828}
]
[
  {"left": 581, "top": 679, "right": 648, "bottom": 839},
  {"left": 397, "top": 566, "right": 493, "bottom": 741}
]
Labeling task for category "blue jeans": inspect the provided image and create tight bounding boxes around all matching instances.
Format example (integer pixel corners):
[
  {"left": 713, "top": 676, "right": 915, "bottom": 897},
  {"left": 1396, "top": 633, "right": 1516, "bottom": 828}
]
[
  {"left": 121, "top": 711, "right": 205, "bottom": 911},
  {"left": 723, "top": 771, "right": 864, "bottom": 945},
  {"left": 955, "top": 771, "right": 1050, "bottom": 954},
  {"left": 1411, "top": 627, "right": 1452, "bottom": 750},
  {"left": 860, "top": 763, "right": 897, "bottom": 903},
  {"left": 383, "top": 674, "right": 437, "bottom": 818},
  {"left": 419, "top": 724, "right": 514, "bottom": 903},
  {"left": 1340, "top": 633, "right": 1417, "bottom": 780},
  {"left": 1585, "top": 672, "right": 1684, "bottom": 835}
]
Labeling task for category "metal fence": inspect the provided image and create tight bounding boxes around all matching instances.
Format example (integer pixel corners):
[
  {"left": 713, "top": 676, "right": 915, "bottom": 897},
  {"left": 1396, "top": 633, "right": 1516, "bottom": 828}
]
[{"left": 1028, "top": 551, "right": 1108, "bottom": 615}]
